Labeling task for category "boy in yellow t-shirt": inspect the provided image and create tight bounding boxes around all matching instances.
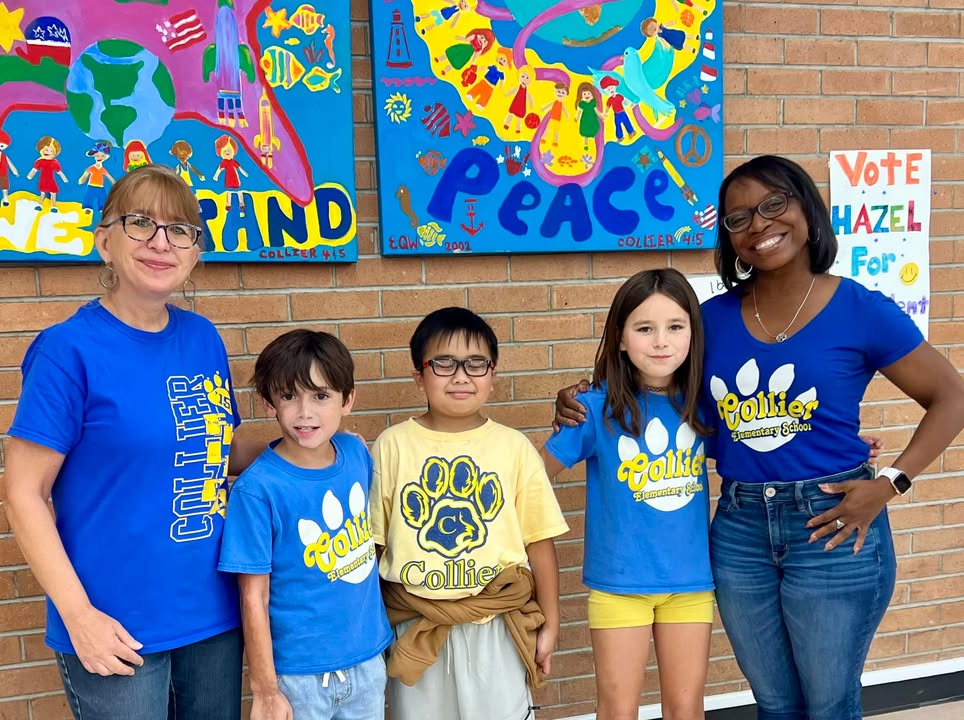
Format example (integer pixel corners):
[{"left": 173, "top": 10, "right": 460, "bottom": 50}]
[{"left": 372, "top": 307, "right": 568, "bottom": 720}]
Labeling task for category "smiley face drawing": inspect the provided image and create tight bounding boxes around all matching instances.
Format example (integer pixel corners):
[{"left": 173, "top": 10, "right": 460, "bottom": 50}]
[{"left": 899, "top": 262, "right": 920, "bottom": 286}]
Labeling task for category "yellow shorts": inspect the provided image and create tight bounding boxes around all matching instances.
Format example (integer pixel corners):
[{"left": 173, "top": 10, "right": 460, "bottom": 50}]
[{"left": 588, "top": 589, "right": 715, "bottom": 629}]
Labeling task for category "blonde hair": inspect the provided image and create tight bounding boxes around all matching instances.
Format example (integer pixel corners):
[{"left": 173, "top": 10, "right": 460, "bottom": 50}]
[{"left": 99, "top": 165, "right": 205, "bottom": 250}]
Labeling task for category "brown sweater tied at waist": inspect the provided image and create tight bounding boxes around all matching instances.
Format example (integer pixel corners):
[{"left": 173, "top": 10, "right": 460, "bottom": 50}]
[{"left": 382, "top": 564, "right": 546, "bottom": 688}]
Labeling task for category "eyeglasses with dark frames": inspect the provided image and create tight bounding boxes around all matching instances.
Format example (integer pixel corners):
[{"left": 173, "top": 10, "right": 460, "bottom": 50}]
[
  {"left": 722, "top": 191, "right": 793, "bottom": 234},
  {"left": 422, "top": 356, "right": 494, "bottom": 377},
  {"left": 108, "top": 213, "right": 203, "bottom": 249}
]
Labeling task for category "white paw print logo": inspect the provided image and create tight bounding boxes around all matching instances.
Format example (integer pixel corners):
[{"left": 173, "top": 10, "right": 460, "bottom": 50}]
[
  {"left": 298, "top": 482, "right": 375, "bottom": 584},
  {"left": 710, "top": 359, "right": 818, "bottom": 453},
  {"left": 617, "top": 418, "right": 705, "bottom": 512}
]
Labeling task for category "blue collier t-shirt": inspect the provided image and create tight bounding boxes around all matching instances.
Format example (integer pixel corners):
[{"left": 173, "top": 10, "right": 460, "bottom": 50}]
[
  {"left": 10, "top": 301, "right": 241, "bottom": 653},
  {"left": 701, "top": 278, "right": 923, "bottom": 483},
  {"left": 218, "top": 434, "right": 392, "bottom": 674},
  {"left": 544, "top": 385, "right": 713, "bottom": 594}
]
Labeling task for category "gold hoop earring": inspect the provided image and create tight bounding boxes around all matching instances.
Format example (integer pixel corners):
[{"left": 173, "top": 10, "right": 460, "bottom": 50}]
[
  {"left": 735, "top": 257, "right": 754, "bottom": 281},
  {"left": 98, "top": 263, "right": 118, "bottom": 289},
  {"left": 182, "top": 276, "right": 197, "bottom": 303}
]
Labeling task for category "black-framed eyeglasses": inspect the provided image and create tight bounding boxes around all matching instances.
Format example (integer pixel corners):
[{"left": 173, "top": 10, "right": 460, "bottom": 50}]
[
  {"left": 722, "top": 191, "right": 793, "bottom": 233},
  {"left": 109, "top": 213, "right": 203, "bottom": 249},
  {"left": 422, "top": 356, "right": 494, "bottom": 377}
]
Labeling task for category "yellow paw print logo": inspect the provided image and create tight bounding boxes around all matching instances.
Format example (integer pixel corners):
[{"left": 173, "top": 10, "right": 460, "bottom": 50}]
[
  {"left": 401, "top": 456, "right": 504, "bottom": 558},
  {"left": 203, "top": 372, "right": 232, "bottom": 414}
]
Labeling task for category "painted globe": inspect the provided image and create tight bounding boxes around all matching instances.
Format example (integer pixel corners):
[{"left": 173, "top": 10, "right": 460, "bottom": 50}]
[{"left": 65, "top": 39, "right": 175, "bottom": 148}]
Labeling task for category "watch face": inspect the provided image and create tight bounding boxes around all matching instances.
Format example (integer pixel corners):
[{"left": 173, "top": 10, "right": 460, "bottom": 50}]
[{"left": 893, "top": 474, "right": 912, "bottom": 494}]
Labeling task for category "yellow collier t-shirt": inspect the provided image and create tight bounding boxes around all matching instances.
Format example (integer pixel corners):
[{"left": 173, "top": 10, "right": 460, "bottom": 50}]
[{"left": 372, "top": 418, "right": 569, "bottom": 600}]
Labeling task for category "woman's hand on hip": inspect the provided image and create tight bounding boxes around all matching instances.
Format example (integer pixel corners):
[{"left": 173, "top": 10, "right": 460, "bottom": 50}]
[
  {"left": 806, "top": 476, "right": 896, "bottom": 554},
  {"left": 553, "top": 379, "right": 590, "bottom": 432},
  {"left": 65, "top": 606, "right": 144, "bottom": 676}
]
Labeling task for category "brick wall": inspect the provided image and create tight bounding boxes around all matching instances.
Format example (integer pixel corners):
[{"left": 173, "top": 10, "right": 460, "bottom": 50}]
[{"left": 1, "top": 1, "right": 963, "bottom": 717}]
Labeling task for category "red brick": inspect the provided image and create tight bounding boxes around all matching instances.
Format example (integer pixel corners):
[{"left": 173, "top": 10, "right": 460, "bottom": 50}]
[
  {"left": 381, "top": 287, "right": 467, "bottom": 318},
  {"left": 291, "top": 290, "right": 380, "bottom": 321},
  {"left": 895, "top": 12, "right": 961, "bottom": 38},
  {"left": 746, "top": 129, "right": 817, "bottom": 156},
  {"left": 858, "top": 40, "right": 925, "bottom": 67},
  {"left": 785, "top": 98, "right": 855, "bottom": 125},
  {"left": 725, "top": 37, "right": 784, "bottom": 65},
  {"left": 747, "top": 69, "right": 819, "bottom": 96},
  {"left": 928, "top": 42, "right": 964, "bottom": 67},
  {"left": 510, "top": 254, "right": 590, "bottom": 281},
  {"left": 857, "top": 99, "right": 924, "bottom": 126},
  {"left": 746, "top": 7, "right": 818, "bottom": 34},
  {"left": 424, "top": 255, "right": 508, "bottom": 284},
  {"left": 822, "top": 70, "right": 890, "bottom": 96},
  {"left": 821, "top": 9, "right": 892, "bottom": 36},
  {"left": 893, "top": 72, "right": 959, "bottom": 98},
  {"left": 239, "top": 264, "right": 334, "bottom": 290},
  {"left": 724, "top": 97, "right": 781, "bottom": 125},
  {"left": 786, "top": 38, "right": 855, "bottom": 65},
  {"left": 193, "top": 294, "right": 288, "bottom": 324}
]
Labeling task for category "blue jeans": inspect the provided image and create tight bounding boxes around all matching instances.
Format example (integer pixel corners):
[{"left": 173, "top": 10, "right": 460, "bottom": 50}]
[
  {"left": 57, "top": 627, "right": 242, "bottom": 720},
  {"left": 278, "top": 652, "right": 386, "bottom": 720},
  {"left": 710, "top": 464, "right": 895, "bottom": 720}
]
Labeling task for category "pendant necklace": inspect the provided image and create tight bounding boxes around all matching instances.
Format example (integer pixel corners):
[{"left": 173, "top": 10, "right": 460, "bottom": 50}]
[{"left": 753, "top": 276, "right": 816, "bottom": 343}]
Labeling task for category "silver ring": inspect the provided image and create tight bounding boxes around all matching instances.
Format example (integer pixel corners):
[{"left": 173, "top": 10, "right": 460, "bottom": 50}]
[{"left": 835, "top": 519, "right": 845, "bottom": 530}]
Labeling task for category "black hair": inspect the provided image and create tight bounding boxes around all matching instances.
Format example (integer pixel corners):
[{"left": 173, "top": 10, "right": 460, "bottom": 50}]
[
  {"left": 252, "top": 329, "right": 354, "bottom": 406},
  {"left": 410, "top": 307, "right": 499, "bottom": 369},
  {"left": 715, "top": 155, "right": 838, "bottom": 290}
]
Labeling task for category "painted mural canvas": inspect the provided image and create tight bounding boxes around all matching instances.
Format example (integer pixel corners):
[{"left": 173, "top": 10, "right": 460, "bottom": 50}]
[
  {"left": 0, "top": 0, "right": 357, "bottom": 263},
  {"left": 371, "top": 0, "right": 723, "bottom": 256}
]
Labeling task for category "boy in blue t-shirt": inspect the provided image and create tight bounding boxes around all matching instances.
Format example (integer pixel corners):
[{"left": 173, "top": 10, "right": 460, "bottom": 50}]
[{"left": 219, "top": 330, "right": 392, "bottom": 720}]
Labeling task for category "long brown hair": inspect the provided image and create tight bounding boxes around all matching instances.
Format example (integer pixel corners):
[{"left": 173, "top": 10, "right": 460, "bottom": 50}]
[{"left": 592, "top": 268, "right": 708, "bottom": 436}]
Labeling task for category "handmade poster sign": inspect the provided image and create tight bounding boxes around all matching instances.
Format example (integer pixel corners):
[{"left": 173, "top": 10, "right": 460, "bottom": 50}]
[
  {"left": 0, "top": 0, "right": 357, "bottom": 263},
  {"left": 371, "top": 0, "right": 723, "bottom": 256},
  {"left": 829, "top": 149, "right": 931, "bottom": 338}
]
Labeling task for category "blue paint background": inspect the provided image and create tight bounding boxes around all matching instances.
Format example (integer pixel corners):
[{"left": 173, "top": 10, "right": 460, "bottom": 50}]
[
  {"left": 0, "top": 0, "right": 356, "bottom": 263},
  {"left": 371, "top": 0, "right": 723, "bottom": 256}
]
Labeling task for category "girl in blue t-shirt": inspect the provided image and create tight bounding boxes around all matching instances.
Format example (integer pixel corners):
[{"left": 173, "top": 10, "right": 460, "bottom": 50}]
[{"left": 542, "top": 268, "right": 714, "bottom": 720}]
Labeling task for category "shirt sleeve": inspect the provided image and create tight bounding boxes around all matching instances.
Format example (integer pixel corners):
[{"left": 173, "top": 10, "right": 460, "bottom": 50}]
[
  {"left": 369, "top": 435, "right": 393, "bottom": 546},
  {"left": 543, "top": 394, "right": 597, "bottom": 468},
  {"left": 218, "top": 482, "right": 273, "bottom": 574},
  {"left": 862, "top": 289, "right": 924, "bottom": 370},
  {"left": 9, "top": 342, "right": 84, "bottom": 455},
  {"left": 515, "top": 438, "right": 569, "bottom": 545}
]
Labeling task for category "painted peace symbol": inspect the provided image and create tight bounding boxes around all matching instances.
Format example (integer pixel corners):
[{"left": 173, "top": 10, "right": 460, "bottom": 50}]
[{"left": 675, "top": 124, "right": 712, "bottom": 168}]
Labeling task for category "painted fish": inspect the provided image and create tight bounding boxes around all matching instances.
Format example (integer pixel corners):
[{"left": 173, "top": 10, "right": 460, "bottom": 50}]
[
  {"left": 471, "top": 136, "right": 490, "bottom": 147},
  {"left": 260, "top": 46, "right": 305, "bottom": 90},
  {"left": 417, "top": 222, "right": 446, "bottom": 247},
  {"left": 303, "top": 66, "right": 341, "bottom": 93},
  {"left": 284, "top": 37, "right": 300, "bottom": 46},
  {"left": 416, "top": 150, "right": 447, "bottom": 176},
  {"left": 288, "top": 4, "right": 327, "bottom": 35}
]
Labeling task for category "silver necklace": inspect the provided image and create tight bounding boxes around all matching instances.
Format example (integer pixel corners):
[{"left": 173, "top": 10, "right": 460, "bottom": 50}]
[{"left": 752, "top": 276, "right": 816, "bottom": 343}]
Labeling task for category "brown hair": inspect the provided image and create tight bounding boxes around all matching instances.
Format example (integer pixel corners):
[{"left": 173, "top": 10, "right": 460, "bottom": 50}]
[
  {"left": 36, "top": 136, "right": 61, "bottom": 155},
  {"left": 574, "top": 81, "right": 598, "bottom": 111},
  {"left": 593, "top": 268, "right": 708, "bottom": 436},
  {"left": 169, "top": 140, "right": 194, "bottom": 159},
  {"left": 253, "top": 329, "right": 355, "bottom": 406},
  {"left": 99, "top": 165, "right": 205, "bottom": 250}
]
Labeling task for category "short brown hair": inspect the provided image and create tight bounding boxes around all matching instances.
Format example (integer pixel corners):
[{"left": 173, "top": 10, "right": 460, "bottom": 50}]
[
  {"left": 99, "top": 165, "right": 205, "bottom": 250},
  {"left": 253, "top": 329, "right": 355, "bottom": 406}
]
